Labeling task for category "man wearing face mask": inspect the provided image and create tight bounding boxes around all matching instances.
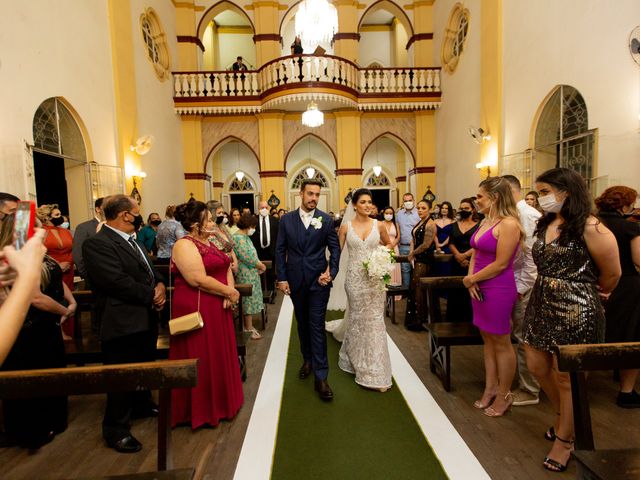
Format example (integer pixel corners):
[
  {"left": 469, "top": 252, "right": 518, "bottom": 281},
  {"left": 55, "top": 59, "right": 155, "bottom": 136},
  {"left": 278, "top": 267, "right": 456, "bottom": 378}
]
[
  {"left": 83, "top": 195, "right": 166, "bottom": 453},
  {"left": 503, "top": 175, "right": 542, "bottom": 407},
  {"left": 397, "top": 193, "right": 420, "bottom": 288},
  {"left": 136, "top": 212, "right": 161, "bottom": 256},
  {"left": 251, "top": 200, "right": 279, "bottom": 303}
]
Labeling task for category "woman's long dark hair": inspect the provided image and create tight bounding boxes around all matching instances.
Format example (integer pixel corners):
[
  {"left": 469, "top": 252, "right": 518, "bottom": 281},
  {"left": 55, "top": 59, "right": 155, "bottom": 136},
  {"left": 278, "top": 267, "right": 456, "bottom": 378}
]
[{"left": 534, "top": 168, "right": 593, "bottom": 245}]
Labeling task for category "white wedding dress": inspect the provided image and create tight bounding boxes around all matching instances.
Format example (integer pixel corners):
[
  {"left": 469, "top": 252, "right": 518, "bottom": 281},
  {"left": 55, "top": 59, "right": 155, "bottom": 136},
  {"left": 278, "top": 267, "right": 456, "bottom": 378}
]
[{"left": 335, "top": 220, "right": 392, "bottom": 389}]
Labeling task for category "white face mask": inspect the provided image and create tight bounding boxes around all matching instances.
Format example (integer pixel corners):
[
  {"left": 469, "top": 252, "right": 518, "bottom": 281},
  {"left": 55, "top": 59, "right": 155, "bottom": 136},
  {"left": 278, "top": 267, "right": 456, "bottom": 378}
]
[
  {"left": 247, "top": 228, "right": 256, "bottom": 236},
  {"left": 384, "top": 214, "right": 393, "bottom": 221},
  {"left": 259, "top": 208, "right": 269, "bottom": 217},
  {"left": 61, "top": 222, "right": 70, "bottom": 229},
  {"left": 222, "top": 217, "right": 228, "bottom": 225},
  {"left": 403, "top": 201, "right": 414, "bottom": 210},
  {"left": 538, "top": 193, "right": 565, "bottom": 213}
]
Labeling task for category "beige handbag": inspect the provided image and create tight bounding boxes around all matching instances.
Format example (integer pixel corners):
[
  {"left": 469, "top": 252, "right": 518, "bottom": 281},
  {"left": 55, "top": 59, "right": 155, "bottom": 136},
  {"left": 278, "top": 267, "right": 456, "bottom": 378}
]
[{"left": 168, "top": 261, "right": 204, "bottom": 336}]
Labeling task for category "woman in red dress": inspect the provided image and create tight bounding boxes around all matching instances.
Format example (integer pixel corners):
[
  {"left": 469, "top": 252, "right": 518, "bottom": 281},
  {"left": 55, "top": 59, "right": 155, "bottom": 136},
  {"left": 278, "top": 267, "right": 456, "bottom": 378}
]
[
  {"left": 37, "top": 204, "right": 75, "bottom": 339},
  {"left": 170, "top": 201, "right": 243, "bottom": 428}
]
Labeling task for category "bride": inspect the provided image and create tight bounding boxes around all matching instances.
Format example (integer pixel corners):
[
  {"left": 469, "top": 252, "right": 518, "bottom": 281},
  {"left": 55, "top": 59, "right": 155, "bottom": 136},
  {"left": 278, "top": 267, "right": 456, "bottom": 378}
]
[{"left": 327, "top": 188, "right": 393, "bottom": 391}]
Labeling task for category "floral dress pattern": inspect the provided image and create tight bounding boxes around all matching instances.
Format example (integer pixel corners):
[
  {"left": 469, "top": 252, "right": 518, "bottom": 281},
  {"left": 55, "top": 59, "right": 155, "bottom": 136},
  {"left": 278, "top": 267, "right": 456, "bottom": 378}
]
[{"left": 233, "top": 233, "right": 264, "bottom": 315}]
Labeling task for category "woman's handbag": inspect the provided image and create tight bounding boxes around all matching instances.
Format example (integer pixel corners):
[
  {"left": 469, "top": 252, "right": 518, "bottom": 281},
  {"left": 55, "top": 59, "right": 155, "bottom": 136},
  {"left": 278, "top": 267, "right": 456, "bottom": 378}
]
[{"left": 168, "top": 260, "right": 204, "bottom": 335}]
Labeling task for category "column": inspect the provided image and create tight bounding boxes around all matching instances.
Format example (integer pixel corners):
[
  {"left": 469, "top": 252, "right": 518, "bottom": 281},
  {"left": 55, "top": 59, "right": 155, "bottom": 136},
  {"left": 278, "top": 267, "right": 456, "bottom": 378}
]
[
  {"left": 334, "top": 111, "right": 362, "bottom": 204},
  {"left": 250, "top": 1, "right": 283, "bottom": 67},
  {"left": 257, "top": 112, "right": 286, "bottom": 206},
  {"left": 413, "top": 110, "right": 436, "bottom": 198},
  {"left": 409, "top": 0, "right": 435, "bottom": 67},
  {"left": 181, "top": 117, "right": 206, "bottom": 201},
  {"left": 175, "top": 0, "right": 201, "bottom": 70},
  {"left": 333, "top": 0, "right": 360, "bottom": 64},
  {"left": 480, "top": 0, "right": 503, "bottom": 175}
]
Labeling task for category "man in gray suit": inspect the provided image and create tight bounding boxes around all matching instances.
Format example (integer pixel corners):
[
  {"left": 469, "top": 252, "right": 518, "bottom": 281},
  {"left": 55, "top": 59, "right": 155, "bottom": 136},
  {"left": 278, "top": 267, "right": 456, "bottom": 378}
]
[{"left": 72, "top": 197, "right": 104, "bottom": 281}]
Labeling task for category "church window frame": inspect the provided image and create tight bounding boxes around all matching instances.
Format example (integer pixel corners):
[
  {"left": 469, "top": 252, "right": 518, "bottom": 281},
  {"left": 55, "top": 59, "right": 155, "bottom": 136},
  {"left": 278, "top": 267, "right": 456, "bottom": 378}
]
[
  {"left": 441, "top": 3, "right": 470, "bottom": 74},
  {"left": 139, "top": 8, "right": 171, "bottom": 81}
]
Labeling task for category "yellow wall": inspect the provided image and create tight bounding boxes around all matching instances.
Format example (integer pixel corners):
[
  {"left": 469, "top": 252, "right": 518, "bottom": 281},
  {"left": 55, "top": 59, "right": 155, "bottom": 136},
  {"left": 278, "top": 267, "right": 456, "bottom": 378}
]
[
  {"left": 181, "top": 116, "right": 206, "bottom": 200},
  {"left": 175, "top": 0, "right": 199, "bottom": 70},
  {"left": 334, "top": 0, "right": 360, "bottom": 63},
  {"left": 334, "top": 111, "right": 362, "bottom": 199},
  {"left": 411, "top": 1, "right": 435, "bottom": 66},
  {"left": 257, "top": 112, "right": 286, "bottom": 205},
  {"left": 414, "top": 110, "right": 436, "bottom": 196}
]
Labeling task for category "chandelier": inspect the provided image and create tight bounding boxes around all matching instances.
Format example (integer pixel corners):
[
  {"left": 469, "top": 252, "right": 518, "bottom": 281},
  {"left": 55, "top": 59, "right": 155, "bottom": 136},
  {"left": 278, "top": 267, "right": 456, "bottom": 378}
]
[
  {"left": 295, "top": 0, "right": 338, "bottom": 51},
  {"left": 301, "top": 102, "right": 324, "bottom": 128}
]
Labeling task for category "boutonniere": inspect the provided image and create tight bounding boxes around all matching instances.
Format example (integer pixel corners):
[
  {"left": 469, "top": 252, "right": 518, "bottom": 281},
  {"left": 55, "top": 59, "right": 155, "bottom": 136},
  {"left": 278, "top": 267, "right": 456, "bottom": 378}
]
[{"left": 309, "top": 216, "right": 323, "bottom": 230}]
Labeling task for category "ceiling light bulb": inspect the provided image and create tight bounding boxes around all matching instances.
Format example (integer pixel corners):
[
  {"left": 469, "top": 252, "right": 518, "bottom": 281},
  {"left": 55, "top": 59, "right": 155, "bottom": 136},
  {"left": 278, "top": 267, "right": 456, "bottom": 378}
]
[
  {"left": 373, "top": 165, "right": 382, "bottom": 177},
  {"left": 305, "top": 166, "right": 316, "bottom": 178},
  {"left": 235, "top": 171, "right": 245, "bottom": 181}
]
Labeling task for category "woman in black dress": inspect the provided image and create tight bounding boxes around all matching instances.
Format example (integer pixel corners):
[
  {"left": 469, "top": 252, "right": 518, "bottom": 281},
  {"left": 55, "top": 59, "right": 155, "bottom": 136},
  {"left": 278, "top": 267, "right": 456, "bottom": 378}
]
[
  {"left": 596, "top": 186, "right": 640, "bottom": 408},
  {"left": 405, "top": 199, "right": 436, "bottom": 330},
  {"left": 446, "top": 198, "right": 479, "bottom": 322},
  {"left": 0, "top": 215, "right": 74, "bottom": 448}
]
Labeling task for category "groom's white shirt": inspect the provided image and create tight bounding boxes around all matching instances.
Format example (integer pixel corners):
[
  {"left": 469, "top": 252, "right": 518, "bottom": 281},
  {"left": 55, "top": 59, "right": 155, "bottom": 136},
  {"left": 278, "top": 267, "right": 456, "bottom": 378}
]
[{"left": 299, "top": 208, "right": 316, "bottom": 229}]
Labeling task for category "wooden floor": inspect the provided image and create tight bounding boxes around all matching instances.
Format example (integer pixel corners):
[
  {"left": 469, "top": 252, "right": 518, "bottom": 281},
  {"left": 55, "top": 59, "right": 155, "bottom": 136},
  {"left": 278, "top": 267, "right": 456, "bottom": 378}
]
[{"left": 1, "top": 295, "right": 639, "bottom": 479}]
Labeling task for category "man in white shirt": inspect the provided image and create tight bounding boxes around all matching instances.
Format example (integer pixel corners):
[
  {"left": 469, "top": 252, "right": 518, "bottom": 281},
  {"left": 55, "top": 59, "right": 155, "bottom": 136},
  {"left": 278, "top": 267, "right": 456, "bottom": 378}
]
[{"left": 503, "top": 175, "right": 542, "bottom": 406}]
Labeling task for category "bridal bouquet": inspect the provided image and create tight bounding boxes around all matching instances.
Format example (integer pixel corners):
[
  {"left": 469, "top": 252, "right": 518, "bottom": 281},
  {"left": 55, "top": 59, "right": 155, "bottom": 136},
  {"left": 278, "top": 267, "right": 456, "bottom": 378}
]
[{"left": 363, "top": 246, "right": 396, "bottom": 289}]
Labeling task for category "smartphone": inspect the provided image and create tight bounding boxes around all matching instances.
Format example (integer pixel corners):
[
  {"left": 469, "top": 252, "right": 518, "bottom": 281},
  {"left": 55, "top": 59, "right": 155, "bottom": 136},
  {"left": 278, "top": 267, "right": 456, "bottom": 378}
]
[{"left": 13, "top": 201, "right": 36, "bottom": 250}]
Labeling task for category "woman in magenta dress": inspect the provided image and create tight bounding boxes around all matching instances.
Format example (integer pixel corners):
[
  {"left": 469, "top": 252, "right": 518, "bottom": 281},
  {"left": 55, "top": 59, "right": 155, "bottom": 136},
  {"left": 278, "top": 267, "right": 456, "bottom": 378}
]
[
  {"left": 170, "top": 201, "right": 243, "bottom": 429},
  {"left": 463, "top": 177, "right": 523, "bottom": 417}
]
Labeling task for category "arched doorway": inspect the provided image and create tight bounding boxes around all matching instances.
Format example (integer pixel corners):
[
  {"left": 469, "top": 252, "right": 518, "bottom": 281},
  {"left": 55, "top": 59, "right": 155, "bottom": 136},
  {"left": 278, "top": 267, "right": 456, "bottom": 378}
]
[
  {"left": 358, "top": 0, "right": 412, "bottom": 67},
  {"left": 364, "top": 169, "right": 393, "bottom": 209},
  {"left": 280, "top": 4, "right": 335, "bottom": 57},
  {"left": 285, "top": 135, "right": 337, "bottom": 211},
  {"left": 361, "top": 135, "right": 408, "bottom": 207},
  {"left": 199, "top": 2, "right": 257, "bottom": 70}
]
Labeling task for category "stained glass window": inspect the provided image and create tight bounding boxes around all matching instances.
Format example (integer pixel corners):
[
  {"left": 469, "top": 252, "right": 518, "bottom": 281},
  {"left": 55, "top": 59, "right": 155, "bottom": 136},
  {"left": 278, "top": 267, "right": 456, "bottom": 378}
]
[
  {"left": 229, "top": 177, "right": 254, "bottom": 191},
  {"left": 366, "top": 173, "right": 390, "bottom": 187},
  {"left": 291, "top": 170, "right": 329, "bottom": 190}
]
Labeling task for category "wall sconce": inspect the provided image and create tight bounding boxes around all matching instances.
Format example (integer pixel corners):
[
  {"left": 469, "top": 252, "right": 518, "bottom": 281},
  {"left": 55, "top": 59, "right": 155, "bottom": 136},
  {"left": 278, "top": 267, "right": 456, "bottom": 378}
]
[
  {"left": 132, "top": 171, "right": 147, "bottom": 187},
  {"left": 475, "top": 162, "right": 493, "bottom": 178}
]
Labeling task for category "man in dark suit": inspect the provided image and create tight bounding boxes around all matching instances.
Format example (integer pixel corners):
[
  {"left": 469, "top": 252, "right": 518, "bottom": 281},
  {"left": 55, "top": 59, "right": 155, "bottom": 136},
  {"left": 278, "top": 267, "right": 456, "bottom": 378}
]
[
  {"left": 72, "top": 197, "right": 104, "bottom": 281},
  {"left": 275, "top": 179, "right": 340, "bottom": 401},
  {"left": 83, "top": 195, "right": 166, "bottom": 453},
  {"left": 251, "top": 200, "right": 278, "bottom": 303}
]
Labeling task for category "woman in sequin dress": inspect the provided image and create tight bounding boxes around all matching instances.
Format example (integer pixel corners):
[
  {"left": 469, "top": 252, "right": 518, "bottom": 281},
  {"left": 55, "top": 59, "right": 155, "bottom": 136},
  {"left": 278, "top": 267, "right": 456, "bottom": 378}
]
[
  {"left": 595, "top": 186, "right": 640, "bottom": 408},
  {"left": 463, "top": 177, "right": 522, "bottom": 417},
  {"left": 523, "top": 168, "right": 620, "bottom": 472}
]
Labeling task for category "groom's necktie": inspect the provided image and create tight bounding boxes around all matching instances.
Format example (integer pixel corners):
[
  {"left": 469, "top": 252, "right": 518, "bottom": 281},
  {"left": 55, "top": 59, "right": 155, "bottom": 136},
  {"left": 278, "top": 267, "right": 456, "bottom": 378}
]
[
  {"left": 261, "top": 215, "right": 268, "bottom": 248},
  {"left": 302, "top": 212, "right": 311, "bottom": 229}
]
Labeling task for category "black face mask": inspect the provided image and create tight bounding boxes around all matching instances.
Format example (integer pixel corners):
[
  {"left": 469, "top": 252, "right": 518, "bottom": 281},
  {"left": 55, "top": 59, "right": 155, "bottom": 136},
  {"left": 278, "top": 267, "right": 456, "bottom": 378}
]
[
  {"left": 50, "top": 216, "right": 65, "bottom": 226},
  {"left": 458, "top": 210, "right": 472, "bottom": 219},
  {"left": 127, "top": 212, "right": 144, "bottom": 231},
  {"left": 215, "top": 215, "right": 225, "bottom": 225},
  {"left": 150, "top": 220, "right": 161, "bottom": 227}
]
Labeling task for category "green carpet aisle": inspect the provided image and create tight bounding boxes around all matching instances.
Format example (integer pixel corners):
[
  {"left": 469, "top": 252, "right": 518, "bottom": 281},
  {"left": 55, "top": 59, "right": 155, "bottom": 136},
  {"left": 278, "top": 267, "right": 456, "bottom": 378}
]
[{"left": 271, "top": 311, "right": 448, "bottom": 480}]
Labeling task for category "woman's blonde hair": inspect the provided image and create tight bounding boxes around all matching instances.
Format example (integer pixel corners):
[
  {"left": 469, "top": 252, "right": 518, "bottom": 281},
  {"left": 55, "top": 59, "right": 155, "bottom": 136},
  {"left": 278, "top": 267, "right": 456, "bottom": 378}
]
[
  {"left": 0, "top": 214, "right": 50, "bottom": 289},
  {"left": 36, "top": 203, "right": 59, "bottom": 222},
  {"left": 479, "top": 177, "right": 525, "bottom": 242}
]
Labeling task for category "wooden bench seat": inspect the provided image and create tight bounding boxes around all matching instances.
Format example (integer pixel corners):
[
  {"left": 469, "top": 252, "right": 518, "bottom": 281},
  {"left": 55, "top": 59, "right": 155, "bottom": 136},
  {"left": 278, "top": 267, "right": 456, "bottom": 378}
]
[
  {"left": 384, "top": 286, "right": 410, "bottom": 324},
  {"left": 76, "top": 469, "right": 195, "bottom": 480},
  {"left": 425, "top": 322, "right": 482, "bottom": 391},
  {"left": 556, "top": 342, "right": 640, "bottom": 480}
]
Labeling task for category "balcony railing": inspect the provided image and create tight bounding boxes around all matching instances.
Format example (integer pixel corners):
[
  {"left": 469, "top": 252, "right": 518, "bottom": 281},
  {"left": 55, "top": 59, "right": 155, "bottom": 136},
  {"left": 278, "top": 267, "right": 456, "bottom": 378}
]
[{"left": 173, "top": 54, "right": 441, "bottom": 99}]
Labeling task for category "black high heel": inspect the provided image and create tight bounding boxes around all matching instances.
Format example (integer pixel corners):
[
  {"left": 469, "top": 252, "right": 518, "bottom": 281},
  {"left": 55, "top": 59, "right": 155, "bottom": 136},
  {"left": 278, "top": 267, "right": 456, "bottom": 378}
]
[
  {"left": 543, "top": 435, "right": 574, "bottom": 473},
  {"left": 544, "top": 413, "right": 561, "bottom": 441}
]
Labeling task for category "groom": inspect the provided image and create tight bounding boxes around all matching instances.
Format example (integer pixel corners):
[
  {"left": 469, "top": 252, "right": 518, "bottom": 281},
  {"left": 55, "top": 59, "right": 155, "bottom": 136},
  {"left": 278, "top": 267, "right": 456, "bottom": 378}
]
[{"left": 275, "top": 179, "right": 341, "bottom": 401}]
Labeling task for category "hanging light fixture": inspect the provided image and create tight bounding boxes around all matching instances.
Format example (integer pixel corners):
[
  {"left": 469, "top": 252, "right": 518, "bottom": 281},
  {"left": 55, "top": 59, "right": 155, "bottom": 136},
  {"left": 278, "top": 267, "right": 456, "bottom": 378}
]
[
  {"left": 295, "top": 0, "right": 338, "bottom": 52},
  {"left": 372, "top": 138, "right": 382, "bottom": 177},
  {"left": 301, "top": 101, "right": 324, "bottom": 128},
  {"left": 305, "top": 136, "right": 316, "bottom": 178},
  {"left": 234, "top": 141, "right": 244, "bottom": 181}
]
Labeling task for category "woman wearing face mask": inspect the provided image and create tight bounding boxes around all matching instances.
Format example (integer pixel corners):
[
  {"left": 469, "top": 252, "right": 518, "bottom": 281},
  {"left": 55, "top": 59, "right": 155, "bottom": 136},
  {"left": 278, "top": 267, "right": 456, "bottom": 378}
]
[
  {"left": 405, "top": 199, "right": 436, "bottom": 331},
  {"left": 522, "top": 168, "right": 620, "bottom": 472},
  {"left": 207, "top": 202, "right": 239, "bottom": 274},
  {"left": 137, "top": 213, "right": 161, "bottom": 256},
  {"left": 37, "top": 204, "right": 75, "bottom": 339},
  {"left": 381, "top": 206, "right": 402, "bottom": 286},
  {"left": 463, "top": 177, "right": 522, "bottom": 418},
  {"left": 170, "top": 201, "right": 243, "bottom": 428},
  {"left": 232, "top": 214, "right": 266, "bottom": 339},
  {"left": 446, "top": 198, "right": 480, "bottom": 322},
  {"left": 595, "top": 186, "right": 640, "bottom": 409}
]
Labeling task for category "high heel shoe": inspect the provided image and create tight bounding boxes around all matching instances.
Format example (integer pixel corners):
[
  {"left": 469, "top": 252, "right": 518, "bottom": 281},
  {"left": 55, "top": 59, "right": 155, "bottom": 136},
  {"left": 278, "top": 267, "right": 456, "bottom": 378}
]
[
  {"left": 473, "top": 393, "right": 496, "bottom": 409},
  {"left": 543, "top": 435, "right": 574, "bottom": 472},
  {"left": 484, "top": 391, "right": 513, "bottom": 417},
  {"left": 544, "top": 413, "right": 561, "bottom": 441}
]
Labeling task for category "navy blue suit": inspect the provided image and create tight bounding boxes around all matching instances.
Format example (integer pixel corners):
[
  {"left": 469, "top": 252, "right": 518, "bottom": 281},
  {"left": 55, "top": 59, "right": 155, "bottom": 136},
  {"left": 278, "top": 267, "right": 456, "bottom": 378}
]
[{"left": 275, "top": 208, "right": 340, "bottom": 380}]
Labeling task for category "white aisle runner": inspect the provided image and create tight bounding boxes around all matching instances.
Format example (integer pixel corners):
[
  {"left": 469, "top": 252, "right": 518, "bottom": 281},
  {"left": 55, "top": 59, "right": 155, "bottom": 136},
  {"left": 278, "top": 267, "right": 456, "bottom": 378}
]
[{"left": 233, "top": 297, "right": 489, "bottom": 480}]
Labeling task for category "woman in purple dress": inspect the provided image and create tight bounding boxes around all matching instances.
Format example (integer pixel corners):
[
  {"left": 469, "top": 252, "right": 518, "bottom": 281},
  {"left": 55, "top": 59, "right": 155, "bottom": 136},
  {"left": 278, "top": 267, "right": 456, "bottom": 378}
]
[{"left": 463, "top": 177, "right": 523, "bottom": 417}]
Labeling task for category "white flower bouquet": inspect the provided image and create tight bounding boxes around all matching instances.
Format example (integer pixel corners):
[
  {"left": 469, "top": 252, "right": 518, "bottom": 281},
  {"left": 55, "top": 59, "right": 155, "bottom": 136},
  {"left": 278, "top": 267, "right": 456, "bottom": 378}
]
[{"left": 363, "top": 246, "right": 396, "bottom": 288}]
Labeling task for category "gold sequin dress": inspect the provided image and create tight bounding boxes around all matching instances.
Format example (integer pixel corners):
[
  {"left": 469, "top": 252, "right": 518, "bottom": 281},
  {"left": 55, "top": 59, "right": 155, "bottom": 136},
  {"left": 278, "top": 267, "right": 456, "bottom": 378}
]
[{"left": 523, "top": 230, "right": 605, "bottom": 353}]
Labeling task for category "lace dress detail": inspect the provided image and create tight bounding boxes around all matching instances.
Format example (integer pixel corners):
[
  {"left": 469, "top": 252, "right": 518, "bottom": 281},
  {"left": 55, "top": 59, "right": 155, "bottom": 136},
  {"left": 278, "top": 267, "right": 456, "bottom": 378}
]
[{"left": 338, "top": 220, "right": 392, "bottom": 389}]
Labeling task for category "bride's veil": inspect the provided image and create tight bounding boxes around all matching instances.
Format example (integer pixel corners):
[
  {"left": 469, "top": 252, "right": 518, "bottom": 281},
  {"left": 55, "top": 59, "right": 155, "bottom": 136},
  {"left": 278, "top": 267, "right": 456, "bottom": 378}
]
[{"left": 325, "top": 201, "right": 355, "bottom": 342}]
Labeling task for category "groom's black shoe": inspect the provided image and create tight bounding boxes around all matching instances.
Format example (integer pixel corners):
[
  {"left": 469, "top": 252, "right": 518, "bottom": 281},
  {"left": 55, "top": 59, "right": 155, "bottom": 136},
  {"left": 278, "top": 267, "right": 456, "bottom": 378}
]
[
  {"left": 314, "top": 379, "right": 334, "bottom": 402},
  {"left": 299, "top": 362, "right": 312, "bottom": 379}
]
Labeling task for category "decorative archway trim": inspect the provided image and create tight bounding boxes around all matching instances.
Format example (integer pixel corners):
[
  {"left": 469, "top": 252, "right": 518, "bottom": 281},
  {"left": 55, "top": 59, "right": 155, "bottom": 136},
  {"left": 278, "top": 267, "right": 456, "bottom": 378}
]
[
  {"left": 253, "top": 34, "right": 282, "bottom": 44},
  {"left": 284, "top": 133, "right": 337, "bottom": 171},
  {"left": 408, "top": 166, "right": 435, "bottom": 175},
  {"left": 361, "top": 131, "right": 416, "bottom": 169},
  {"left": 395, "top": 176, "right": 407, "bottom": 182},
  {"left": 335, "top": 168, "right": 364, "bottom": 175},
  {"left": 197, "top": 1, "right": 256, "bottom": 41},
  {"left": 212, "top": 181, "right": 224, "bottom": 188},
  {"left": 185, "top": 172, "right": 212, "bottom": 180},
  {"left": 357, "top": 0, "right": 414, "bottom": 38},
  {"left": 259, "top": 170, "right": 287, "bottom": 177},
  {"left": 177, "top": 35, "right": 205, "bottom": 51},
  {"left": 204, "top": 135, "right": 260, "bottom": 173},
  {"left": 405, "top": 33, "right": 433, "bottom": 50}
]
